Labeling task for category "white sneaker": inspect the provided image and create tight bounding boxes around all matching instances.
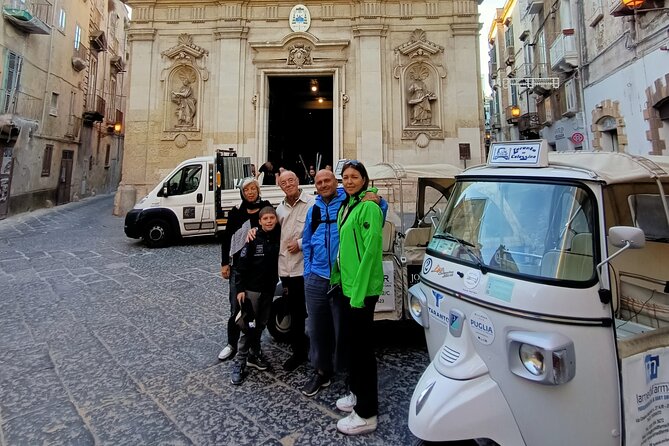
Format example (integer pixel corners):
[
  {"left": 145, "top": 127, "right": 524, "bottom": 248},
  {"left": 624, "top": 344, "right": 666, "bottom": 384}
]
[
  {"left": 336, "top": 392, "right": 357, "bottom": 412},
  {"left": 336, "top": 410, "right": 377, "bottom": 435},
  {"left": 217, "top": 344, "right": 236, "bottom": 361}
]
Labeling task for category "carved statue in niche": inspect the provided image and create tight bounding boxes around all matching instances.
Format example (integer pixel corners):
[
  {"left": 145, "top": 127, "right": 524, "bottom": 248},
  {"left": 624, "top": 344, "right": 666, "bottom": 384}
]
[
  {"left": 407, "top": 64, "right": 437, "bottom": 126},
  {"left": 171, "top": 69, "right": 197, "bottom": 127}
]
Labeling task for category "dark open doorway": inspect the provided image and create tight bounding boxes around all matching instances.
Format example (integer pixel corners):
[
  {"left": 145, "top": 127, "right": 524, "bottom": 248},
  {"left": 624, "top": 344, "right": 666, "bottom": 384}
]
[{"left": 267, "top": 75, "right": 333, "bottom": 184}]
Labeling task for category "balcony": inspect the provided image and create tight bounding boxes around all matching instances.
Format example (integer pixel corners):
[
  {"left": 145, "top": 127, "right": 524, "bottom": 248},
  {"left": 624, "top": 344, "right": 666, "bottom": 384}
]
[
  {"left": 83, "top": 94, "right": 105, "bottom": 123},
  {"left": 549, "top": 32, "right": 578, "bottom": 72},
  {"left": 505, "top": 45, "right": 515, "bottom": 66},
  {"left": 2, "top": 0, "right": 51, "bottom": 34},
  {"left": 72, "top": 43, "right": 88, "bottom": 72},
  {"left": 518, "top": 112, "right": 541, "bottom": 134},
  {"left": 0, "top": 89, "right": 43, "bottom": 121},
  {"left": 522, "top": 0, "right": 544, "bottom": 15},
  {"left": 65, "top": 115, "right": 82, "bottom": 139}
]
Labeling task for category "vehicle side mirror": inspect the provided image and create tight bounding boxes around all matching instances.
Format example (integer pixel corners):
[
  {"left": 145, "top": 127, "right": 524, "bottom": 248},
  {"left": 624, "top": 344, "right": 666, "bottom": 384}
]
[
  {"left": 608, "top": 226, "right": 645, "bottom": 249},
  {"left": 161, "top": 182, "right": 169, "bottom": 197}
]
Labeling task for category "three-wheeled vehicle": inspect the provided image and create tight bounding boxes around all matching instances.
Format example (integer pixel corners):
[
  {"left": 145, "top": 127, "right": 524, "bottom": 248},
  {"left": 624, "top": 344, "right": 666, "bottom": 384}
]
[
  {"left": 266, "top": 162, "right": 460, "bottom": 342},
  {"left": 407, "top": 140, "right": 669, "bottom": 445}
]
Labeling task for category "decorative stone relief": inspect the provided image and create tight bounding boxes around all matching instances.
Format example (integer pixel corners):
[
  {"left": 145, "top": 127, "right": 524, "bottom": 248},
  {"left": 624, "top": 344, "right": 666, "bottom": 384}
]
[
  {"left": 287, "top": 42, "right": 312, "bottom": 69},
  {"left": 644, "top": 74, "right": 669, "bottom": 155},
  {"left": 160, "top": 33, "right": 209, "bottom": 138},
  {"left": 394, "top": 29, "right": 447, "bottom": 146}
]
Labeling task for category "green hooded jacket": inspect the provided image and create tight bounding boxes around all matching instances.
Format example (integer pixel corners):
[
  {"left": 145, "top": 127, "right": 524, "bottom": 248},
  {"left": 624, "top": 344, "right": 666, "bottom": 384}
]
[{"left": 330, "top": 191, "right": 384, "bottom": 308}]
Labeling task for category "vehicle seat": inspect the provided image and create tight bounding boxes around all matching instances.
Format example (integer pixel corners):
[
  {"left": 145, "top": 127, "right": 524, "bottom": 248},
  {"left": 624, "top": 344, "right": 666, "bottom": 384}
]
[
  {"left": 404, "top": 227, "right": 432, "bottom": 247},
  {"left": 540, "top": 233, "right": 594, "bottom": 281}
]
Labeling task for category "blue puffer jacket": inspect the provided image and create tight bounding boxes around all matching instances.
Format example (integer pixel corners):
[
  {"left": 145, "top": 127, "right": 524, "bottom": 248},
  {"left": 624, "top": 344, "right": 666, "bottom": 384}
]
[{"left": 303, "top": 187, "right": 387, "bottom": 279}]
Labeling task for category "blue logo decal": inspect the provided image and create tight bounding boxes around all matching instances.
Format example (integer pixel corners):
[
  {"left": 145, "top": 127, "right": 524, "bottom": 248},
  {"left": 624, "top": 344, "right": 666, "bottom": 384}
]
[
  {"left": 431, "top": 289, "right": 444, "bottom": 308},
  {"left": 450, "top": 313, "right": 460, "bottom": 330},
  {"left": 645, "top": 354, "right": 659, "bottom": 384},
  {"left": 422, "top": 257, "right": 432, "bottom": 275}
]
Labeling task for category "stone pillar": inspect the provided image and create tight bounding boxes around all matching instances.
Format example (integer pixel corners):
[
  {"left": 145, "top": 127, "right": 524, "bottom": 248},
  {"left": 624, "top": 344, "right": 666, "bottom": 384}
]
[
  {"left": 113, "top": 28, "right": 156, "bottom": 216},
  {"left": 353, "top": 25, "right": 387, "bottom": 165},
  {"left": 214, "top": 27, "right": 249, "bottom": 151}
]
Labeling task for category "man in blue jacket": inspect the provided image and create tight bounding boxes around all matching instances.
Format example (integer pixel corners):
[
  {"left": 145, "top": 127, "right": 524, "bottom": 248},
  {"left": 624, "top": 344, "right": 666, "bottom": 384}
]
[{"left": 301, "top": 169, "right": 387, "bottom": 397}]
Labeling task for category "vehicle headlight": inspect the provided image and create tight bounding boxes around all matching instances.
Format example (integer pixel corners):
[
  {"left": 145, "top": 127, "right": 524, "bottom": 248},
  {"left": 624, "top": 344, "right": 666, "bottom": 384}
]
[
  {"left": 519, "top": 344, "right": 545, "bottom": 376},
  {"left": 410, "top": 295, "right": 423, "bottom": 318}
]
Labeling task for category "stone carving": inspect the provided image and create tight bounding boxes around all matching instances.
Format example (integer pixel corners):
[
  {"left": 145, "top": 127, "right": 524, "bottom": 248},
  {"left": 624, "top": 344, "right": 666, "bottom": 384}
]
[
  {"left": 171, "top": 69, "right": 197, "bottom": 127},
  {"left": 407, "top": 64, "right": 437, "bottom": 126},
  {"left": 287, "top": 43, "right": 312, "bottom": 68}
]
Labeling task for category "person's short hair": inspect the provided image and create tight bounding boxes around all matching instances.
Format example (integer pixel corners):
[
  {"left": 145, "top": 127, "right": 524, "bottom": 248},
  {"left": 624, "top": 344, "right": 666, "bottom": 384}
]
[
  {"left": 240, "top": 177, "right": 260, "bottom": 193},
  {"left": 259, "top": 206, "right": 276, "bottom": 218},
  {"left": 341, "top": 160, "right": 370, "bottom": 191}
]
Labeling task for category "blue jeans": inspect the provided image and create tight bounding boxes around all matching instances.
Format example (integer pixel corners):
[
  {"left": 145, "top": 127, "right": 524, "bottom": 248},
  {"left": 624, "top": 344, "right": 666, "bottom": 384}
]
[{"left": 304, "top": 273, "right": 350, "bottom": 375}]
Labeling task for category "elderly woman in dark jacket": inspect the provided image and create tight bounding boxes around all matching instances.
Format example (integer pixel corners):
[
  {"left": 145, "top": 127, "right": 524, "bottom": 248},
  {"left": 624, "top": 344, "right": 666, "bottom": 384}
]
[{"left": 218, "top": 178, "right": 272, "bottom": 361}]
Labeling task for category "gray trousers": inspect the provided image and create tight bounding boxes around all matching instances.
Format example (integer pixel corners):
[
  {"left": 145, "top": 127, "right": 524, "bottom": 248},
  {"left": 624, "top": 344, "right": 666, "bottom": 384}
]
[{"left": 236, "top": 290, "right": 272, "bottom": 362}]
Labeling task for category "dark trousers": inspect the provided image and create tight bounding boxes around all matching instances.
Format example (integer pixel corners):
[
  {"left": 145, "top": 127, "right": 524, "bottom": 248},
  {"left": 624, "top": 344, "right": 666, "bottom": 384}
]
[
  {"left": 226, "top": 268, "right": 241, "bottom": 348},
  {"left": 281, "top": 275, "right": 308, "bottom": 357},
  {"left": 236, "top": 290, "right": 272, "bottom": 362},
  {"left": 347, "top": 295, "right": 379, "bottom": 419},
  {"left": 304, "top": 274, "right": 350, "bottom": 375}
]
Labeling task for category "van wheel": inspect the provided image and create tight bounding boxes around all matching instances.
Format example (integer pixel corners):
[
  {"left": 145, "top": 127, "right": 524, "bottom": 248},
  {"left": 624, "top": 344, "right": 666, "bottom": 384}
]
[
  {"left": 144, "top": 219, "right": 171, "bottom": 248},
  {"left": 267, "top": 295, "right": 292, "bottom": 343}
]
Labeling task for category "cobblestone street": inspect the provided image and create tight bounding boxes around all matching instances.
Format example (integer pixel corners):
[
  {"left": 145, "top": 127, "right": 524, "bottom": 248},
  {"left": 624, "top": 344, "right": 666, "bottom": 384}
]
[{"left": 0, "top": 195, "right": 430, "bottom": 445}]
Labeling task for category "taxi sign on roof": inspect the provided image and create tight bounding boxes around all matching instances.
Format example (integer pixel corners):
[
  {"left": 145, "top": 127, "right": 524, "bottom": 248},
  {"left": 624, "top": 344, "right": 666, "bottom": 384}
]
[{"left": 487, "top": 140, "right": 549, "bottom": 167}]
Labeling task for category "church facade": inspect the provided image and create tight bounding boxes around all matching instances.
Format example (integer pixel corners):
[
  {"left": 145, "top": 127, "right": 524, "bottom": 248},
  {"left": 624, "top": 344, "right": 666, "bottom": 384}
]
[{"left": 115, "top": 0, "right": 484, "bottom": 213}]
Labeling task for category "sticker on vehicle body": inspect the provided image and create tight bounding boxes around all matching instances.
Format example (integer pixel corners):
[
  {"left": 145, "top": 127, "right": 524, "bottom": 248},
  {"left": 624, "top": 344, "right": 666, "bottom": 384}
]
[
  {"left": 486, "top": 276, "right": 514, "bottom": 302},
  {"left": 463, "top": 270, "right": 481, "bottom": 289},
  {"left": 469, "top": 310, "right": 494, "bottom": 345}
]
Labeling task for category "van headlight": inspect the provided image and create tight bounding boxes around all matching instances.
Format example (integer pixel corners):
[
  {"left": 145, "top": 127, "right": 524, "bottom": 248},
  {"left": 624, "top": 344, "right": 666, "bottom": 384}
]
[
  {"left": 410, "top": 295, "right": 423, "bottom": 318},
  {"left": 508, "top": 331, "right": 575, "bottom": 385},
  {"left": 519, "top": 344, "right": 545, "bottom": 376},
  {"left": 407, "top": 284, "right": 429, "bottom": 328}
]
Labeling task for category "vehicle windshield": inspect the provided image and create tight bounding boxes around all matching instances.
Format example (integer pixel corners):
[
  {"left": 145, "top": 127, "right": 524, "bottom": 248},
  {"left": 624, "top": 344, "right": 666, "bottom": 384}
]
[{"left": 429, "top": 179, "right": 597, "bottom": 283}]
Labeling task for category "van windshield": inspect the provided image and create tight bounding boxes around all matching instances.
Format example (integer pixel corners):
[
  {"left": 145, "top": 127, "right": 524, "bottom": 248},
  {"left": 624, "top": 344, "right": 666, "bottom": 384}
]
[{"left": 429, "top": 179, "right": 597, "bottom": 283}]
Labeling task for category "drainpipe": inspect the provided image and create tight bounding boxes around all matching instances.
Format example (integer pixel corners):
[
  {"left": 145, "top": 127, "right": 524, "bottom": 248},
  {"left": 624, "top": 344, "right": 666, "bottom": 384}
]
[
  {"left": 39, "top": 6, "right": 55, "bottom": 127},
  {"left": 574, "top": 0, "right": 590, "bottom": 150}
]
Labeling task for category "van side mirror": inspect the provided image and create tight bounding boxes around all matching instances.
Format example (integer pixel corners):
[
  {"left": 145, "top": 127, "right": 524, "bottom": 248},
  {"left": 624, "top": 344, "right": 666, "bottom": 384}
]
[
  {"left": 608, "top": 226, "right": 645, "bottom": 249},
  {"left": 596, "top": 226, "right": 646, "bottom": 292},
  {"left": 161, "top": 182, "right": 169, "bottom": 197}
]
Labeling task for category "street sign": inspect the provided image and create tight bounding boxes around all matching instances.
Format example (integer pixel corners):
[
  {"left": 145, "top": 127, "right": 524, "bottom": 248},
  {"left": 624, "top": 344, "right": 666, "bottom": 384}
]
[{"left": 501, "top": 78, "right": 560, "bottom": 90}]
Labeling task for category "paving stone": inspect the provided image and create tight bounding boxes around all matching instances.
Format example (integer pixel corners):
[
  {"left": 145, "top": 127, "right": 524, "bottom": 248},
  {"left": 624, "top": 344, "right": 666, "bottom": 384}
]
[
  {"left": 0, "top": 367, "right": 69, "bottom": 419},
  {"left": 2, "top": 401, "right": 94, "bottom": 445}
]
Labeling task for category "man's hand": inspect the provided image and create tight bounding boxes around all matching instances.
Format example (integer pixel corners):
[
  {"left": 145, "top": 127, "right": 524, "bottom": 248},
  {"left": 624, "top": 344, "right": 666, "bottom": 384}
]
[
  {"left": 221, "top": 265, "right": 230, "bottom": 279},
  {"left": 237, "top": 291, "right": 246, "bottom": 304},
  {"left": 362, "top": 191, "right": 381, "bottom": 205},
  {"left": 246, "top": 227, "right": 258, "bottom": 242},
  {"left": 286, "top": 239, "right": 300, "bottom": 253}
]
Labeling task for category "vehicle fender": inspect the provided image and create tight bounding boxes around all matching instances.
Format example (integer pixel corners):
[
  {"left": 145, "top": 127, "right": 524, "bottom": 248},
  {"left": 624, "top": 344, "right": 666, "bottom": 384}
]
[
  {"left": 138, "top": 208, "right": 181, "bottom": 237},
  {"left": 409, "top": 362, "right": 525, "bottom": 446}
]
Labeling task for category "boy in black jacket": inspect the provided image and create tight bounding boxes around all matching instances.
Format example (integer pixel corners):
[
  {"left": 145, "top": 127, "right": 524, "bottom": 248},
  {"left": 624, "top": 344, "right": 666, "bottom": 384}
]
[{"left": 231, "top": 206, "right": 281, "bottom": 385}]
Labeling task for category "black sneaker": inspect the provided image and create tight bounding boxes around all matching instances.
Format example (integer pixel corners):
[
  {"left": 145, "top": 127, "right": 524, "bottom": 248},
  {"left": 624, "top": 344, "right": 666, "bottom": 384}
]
[
  {"left": 246, "top": 353, "right": 270, "bottom": 371},
  {"left": 282, "top": 354, "right": 306, "bottom": 372},
  {"left": 231, "top": 362, "right": 246, "bottom": 385},
  {"left": 301, "top": 372, "right": 331, "bottom": 397}
]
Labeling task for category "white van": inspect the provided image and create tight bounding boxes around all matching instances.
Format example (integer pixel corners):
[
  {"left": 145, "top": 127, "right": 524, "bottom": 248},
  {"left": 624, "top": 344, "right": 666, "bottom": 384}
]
[
  {"left": 124, "top": 152, "right": 306, "bottom": 248},
  {"left": 407, "top": 140, "right": 669, "bottom": 446}
]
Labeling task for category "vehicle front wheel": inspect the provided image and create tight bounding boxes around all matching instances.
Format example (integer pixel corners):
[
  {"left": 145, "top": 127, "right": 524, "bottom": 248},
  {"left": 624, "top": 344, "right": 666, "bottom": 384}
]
[
  {"left": 267, "top": 295, "right": 292, "bottom": 343},
  {"left": 143, "top": 219, "right": 171, "bottom": 248}
]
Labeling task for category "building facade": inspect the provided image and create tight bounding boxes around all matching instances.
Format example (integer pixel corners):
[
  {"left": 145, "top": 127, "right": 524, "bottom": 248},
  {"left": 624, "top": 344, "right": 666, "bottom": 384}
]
[
  {"left": 486, "top": 0, "right": 668, "bottom": 156},
  {"left": 114, "top": 0, "right": 486, "bottom": 214},
  {"left": 0, "top": 0, "right": 130, "bottom": 219}
]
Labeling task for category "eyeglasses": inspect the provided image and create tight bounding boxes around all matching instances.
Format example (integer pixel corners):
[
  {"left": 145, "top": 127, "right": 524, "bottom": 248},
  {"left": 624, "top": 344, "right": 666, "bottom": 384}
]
[{"left": 342, "top": 160, "right": 362, "bottom": 169}]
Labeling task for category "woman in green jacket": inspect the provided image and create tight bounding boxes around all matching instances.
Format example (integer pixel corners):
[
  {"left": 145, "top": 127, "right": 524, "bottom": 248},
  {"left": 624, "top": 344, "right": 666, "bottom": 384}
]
[{"left": 330, "top": 160, "right": 384, "bottom": 435}]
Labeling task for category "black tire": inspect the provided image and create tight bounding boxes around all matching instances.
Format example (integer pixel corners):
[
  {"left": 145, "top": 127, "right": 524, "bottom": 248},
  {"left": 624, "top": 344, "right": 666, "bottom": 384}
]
[
  {"left": 143, "top": 219, "right": 171, "bottom": 248},
  {"left": 267, "top": 295, "right": 292, "bottom": 343}
]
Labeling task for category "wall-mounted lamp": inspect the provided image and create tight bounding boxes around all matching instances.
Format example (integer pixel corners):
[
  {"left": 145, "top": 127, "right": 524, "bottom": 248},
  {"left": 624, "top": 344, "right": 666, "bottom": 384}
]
[
  {"left": 114, "top": 122, "right": 122, "bottom": 134},
  {"left": 511, "top": 106, "right": 521, "bottom": 118},
  {"left": 622, "top": 0, "right": 644, "bottom": 8}
]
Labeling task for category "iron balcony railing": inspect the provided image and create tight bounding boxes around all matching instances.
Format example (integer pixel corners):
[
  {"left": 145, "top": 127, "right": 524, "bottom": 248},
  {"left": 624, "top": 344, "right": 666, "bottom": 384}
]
[{"left": 0, "top": 89, "right": 43, "bottom": 121}]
